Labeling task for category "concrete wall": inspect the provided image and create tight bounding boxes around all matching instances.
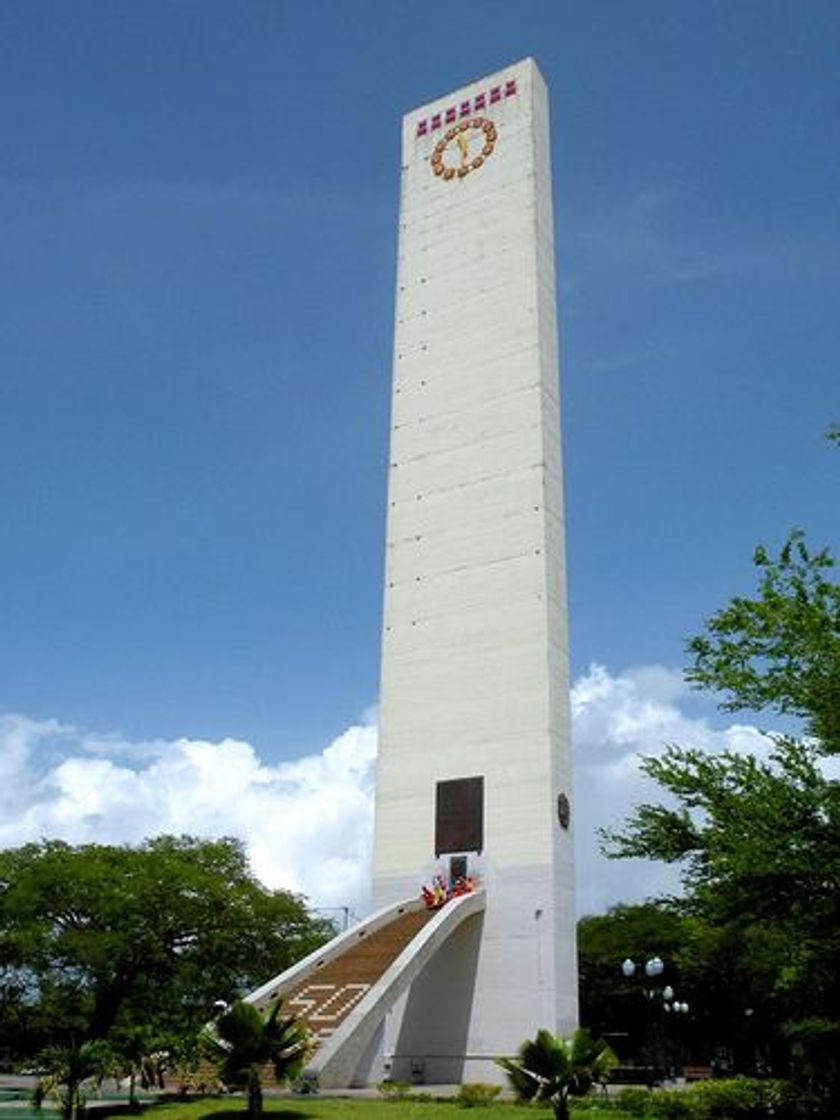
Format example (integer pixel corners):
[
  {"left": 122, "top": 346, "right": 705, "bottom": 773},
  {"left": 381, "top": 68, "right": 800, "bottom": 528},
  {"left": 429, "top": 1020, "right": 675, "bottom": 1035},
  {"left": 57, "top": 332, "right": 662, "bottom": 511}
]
[{"left": 373, "top": 58, "right": 577, "bottom": 1082}]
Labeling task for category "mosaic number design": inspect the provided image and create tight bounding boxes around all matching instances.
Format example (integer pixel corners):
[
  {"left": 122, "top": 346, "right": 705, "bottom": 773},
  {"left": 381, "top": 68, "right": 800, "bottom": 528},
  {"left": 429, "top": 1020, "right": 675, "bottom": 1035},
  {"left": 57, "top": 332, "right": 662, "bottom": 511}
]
[{"left": 286, "top": 982, "right": 372, "bottom": 1042}]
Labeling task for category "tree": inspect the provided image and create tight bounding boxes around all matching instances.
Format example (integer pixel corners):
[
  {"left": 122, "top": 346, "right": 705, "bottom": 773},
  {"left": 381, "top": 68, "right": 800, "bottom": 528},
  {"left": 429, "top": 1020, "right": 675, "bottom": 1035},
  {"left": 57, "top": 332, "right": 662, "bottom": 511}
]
[
  {"left": 202, "top": 999, "right": 307, "bottom": 1117},
  {"left": 578, "top": 904, "right": 689, "bottom": 1062},
  {"left": 603, "top": 735, "right": 840, "bottom": 1071},
  {"left": 0, "top": 836, "right": 333, "bottom": 1061},
  {"left": 497, "top": 1028, "right": 616, "bottom": 1120},
  {"left": 687, "top": 530, "right": 840, "bottom": 753},
  {"left": 108, "top": 1025, "right": 175, "bottom": 1106},
  {"left": 603, "top": 497, "right": 840, "bottom": 1096},
  {"left": 33, "top": 1039, "right": 114, "bottom": 1120}
]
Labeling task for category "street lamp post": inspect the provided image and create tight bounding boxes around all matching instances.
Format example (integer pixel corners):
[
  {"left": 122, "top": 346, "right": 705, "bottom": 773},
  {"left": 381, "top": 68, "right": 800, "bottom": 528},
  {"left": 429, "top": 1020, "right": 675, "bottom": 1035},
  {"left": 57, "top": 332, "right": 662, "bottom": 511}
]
[
  {"left": 663, "top": 991, "right": 689, "bottom": 1076},
  {"left": 622, "top": 955, "right": 664, "bottom": 988},
  {"left": 620, "top": 958, "right": 689, "bottom": 1078}
]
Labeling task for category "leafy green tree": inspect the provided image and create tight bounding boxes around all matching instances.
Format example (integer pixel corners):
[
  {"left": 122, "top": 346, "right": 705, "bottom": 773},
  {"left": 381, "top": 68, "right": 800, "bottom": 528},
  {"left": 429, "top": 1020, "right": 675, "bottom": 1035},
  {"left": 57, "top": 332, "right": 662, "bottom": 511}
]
[
  {"left": 603, "top": 459, "right": 840, "bottom": 1097},
  {"left": 578, "top": 904, "right": 687, "bottom": 1061},
  {"left": 603, "top": 735, "right": 840, "bottom": 1075},
  {"left": 0, "top": 836, "right": 333, "bottom": 1060},
  {"left": 687, "top": 530, "right": 840, "bottom": 753},
  {"left": 497, "top": 1028, "right": 616, "bottom": 1120},
  {"left": 201, "top": 999, "right": 307, "bottom": 1117},
  {"left": 578, "top": 903, "right": 781, "bottom": 1073}
]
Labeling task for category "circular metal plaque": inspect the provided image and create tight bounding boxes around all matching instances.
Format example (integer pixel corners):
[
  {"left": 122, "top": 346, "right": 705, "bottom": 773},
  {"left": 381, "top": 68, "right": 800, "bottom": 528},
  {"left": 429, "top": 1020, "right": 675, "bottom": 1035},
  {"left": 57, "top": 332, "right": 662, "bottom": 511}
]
[{"left": 557, "top": 792, "right": 571, "bottom": 830}]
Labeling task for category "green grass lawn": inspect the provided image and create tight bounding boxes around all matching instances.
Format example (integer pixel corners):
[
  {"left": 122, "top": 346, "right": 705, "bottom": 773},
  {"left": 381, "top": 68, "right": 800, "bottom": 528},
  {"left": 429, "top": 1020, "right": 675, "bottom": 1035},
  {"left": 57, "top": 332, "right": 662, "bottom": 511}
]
[
  {"left": 142, "top": 1098, "right": 623, "bottom": 1120},
  {"left": 0, "top": 1092, "right": 626, "bottom": 1120}
]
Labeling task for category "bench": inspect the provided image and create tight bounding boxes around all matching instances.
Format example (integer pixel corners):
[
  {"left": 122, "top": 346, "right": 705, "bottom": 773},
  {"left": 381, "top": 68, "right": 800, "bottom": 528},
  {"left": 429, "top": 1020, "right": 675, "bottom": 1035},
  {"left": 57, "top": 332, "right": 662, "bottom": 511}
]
[{"left": 682, "top": 1066, "right": 713, "bottom": 1082}]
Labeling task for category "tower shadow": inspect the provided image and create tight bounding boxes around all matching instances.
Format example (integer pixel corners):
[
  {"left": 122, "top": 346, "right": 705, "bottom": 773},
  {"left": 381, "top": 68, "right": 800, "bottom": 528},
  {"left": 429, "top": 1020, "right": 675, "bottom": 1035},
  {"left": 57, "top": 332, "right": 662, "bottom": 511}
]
[{"left": 392, "top": 910, "right": 484, "bottom": 1084}]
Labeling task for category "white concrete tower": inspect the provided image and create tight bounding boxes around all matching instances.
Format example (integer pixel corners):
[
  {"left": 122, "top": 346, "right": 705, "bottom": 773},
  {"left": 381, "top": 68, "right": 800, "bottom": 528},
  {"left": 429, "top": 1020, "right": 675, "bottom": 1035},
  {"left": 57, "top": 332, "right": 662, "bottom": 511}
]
[{"left": 373, "top": 59, "right": 576, "bottom": 1083}]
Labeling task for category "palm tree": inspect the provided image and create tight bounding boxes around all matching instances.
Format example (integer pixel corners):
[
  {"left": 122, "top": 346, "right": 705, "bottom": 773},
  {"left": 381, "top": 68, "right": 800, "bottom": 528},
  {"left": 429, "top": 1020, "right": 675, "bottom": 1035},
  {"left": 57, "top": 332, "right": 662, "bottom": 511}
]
[
  {"left": 202, "top": 999, "right": 308, "bottom": 1117},
  {"left": 497, "top": 1027, "right": 616, "bottom": 1120},
  {"left": 33, "top": 1039, "right": 115, "bottom": 1120}
]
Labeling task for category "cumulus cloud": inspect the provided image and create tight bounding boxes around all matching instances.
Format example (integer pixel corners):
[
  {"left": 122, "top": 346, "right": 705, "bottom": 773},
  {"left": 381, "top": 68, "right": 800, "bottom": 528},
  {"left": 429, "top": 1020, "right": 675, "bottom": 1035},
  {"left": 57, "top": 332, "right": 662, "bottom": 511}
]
[
  {"left": 0, "top": 712, "right": 376, "bottom": 913},
  {"left": 571, "top": 664, "right": 772, "bottom": 916},
  {"left": 0, "top": 665, "right": 776, "bottom": 919}
]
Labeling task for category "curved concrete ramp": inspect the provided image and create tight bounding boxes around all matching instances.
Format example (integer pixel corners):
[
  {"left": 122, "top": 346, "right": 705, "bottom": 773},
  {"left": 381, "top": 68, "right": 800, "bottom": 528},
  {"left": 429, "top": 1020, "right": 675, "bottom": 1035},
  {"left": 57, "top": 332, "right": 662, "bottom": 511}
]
[
  {"left": 245, "top": 890, "right": 485, "bottom": 1087},
  {"left": 311, "top": 890, "right": 485, "bottom": 1087}
]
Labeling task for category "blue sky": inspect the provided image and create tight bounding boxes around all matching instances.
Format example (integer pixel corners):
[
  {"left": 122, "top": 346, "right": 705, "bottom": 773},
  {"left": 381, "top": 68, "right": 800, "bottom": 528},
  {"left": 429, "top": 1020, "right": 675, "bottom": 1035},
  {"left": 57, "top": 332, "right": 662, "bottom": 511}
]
[{"left": 1, "top": 2, "right": 838, "bottom": 909}]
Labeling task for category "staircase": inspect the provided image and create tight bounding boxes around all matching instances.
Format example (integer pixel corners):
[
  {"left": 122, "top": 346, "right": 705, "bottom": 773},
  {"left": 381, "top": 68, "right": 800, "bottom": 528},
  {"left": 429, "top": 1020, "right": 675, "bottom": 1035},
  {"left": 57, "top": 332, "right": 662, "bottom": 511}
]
[
  {"left": 245, "top": 890, "right": 486, "bottom": 1086},
  {"left": 283, "top": 907, "right": 434, "bottom": 1045}
]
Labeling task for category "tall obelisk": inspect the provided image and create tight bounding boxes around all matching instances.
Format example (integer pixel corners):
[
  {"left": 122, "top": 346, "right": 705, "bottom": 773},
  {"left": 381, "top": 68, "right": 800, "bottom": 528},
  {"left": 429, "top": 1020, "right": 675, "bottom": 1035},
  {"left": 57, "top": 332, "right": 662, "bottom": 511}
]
[{"left": 372, "top": 59, "right": 577, "bottom": 1083}]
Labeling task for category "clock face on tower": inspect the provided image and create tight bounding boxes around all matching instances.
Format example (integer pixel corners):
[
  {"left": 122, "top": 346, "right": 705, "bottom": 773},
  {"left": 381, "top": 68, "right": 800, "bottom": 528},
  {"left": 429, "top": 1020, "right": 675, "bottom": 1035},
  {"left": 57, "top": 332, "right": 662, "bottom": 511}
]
[{"left": 430, "top": 117, "right": 497, "bottom": 181}]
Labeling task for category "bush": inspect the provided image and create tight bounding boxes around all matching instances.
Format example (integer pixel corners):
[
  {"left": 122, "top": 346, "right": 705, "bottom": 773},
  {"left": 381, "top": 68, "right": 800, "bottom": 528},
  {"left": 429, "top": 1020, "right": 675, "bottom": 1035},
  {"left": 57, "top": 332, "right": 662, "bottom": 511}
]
[
  {"left": 615, "top": 1089, "right": 653, "bottom": 1117},
  {"left": 290, "top": 1070, "right": 319, "bottom": 1095},
  {"left": 649, "top": 1091, "right": 697, "bottom": 1120},
  {"left": 690, "top": 1078, "right": 795, "bottom": 1119},
  {"left": 572, "top": 1097, "right": 633, "bottom": 1114},
  {"left": 377, "top": 1079, "right": 413, "bottom": 1100},
  {"left": 613, "top": 1079, "right": 798, "bottom": 1120},
  {"left": 456, "top": 1083, "right": 502, "bottom": 1108}
]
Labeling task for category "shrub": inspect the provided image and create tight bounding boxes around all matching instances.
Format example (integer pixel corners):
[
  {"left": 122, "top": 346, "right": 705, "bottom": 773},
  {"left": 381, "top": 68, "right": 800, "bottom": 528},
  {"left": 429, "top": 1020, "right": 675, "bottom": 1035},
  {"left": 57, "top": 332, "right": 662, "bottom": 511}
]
[
  {"left": 290, "top": 1070, "right": 319, "bottom": 1095},
  {"left": 572, "top": 1097, "right": 631, "bottom": 1113},
  {"left": 456, "top": 1082, "right": 502, "bottom": 1108},
  {"left": 615, "top": 1089, "right": 654, "bottom": 1117},
  {"left": 690, "top": 1077, "right": 794, "bottom": 1119},
  {"left": 377, "top": 1079, "right": 413, "bottom": 1100},
  {"left": 497, "top": 1027, "right": 617, "bottom": 1120},
  {"left": 614, "top": 1079, "right": 798, "bottom": 1120},
  {"left": 648, "top": 1091, "right": 697, "bottom": 1120}
]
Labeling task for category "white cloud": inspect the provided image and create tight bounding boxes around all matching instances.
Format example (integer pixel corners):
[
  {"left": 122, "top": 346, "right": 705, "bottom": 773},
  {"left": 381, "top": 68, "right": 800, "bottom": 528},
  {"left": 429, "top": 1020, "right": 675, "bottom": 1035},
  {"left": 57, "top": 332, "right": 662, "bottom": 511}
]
[
  {"left": 0, "top": 713, "right": 377, "bottom": 913},
  {"left": 571, "top": 664, "right": 774, "bottom": 915},
  {"left": 0, "top": 666, "right": 777, "bottom": 921}
]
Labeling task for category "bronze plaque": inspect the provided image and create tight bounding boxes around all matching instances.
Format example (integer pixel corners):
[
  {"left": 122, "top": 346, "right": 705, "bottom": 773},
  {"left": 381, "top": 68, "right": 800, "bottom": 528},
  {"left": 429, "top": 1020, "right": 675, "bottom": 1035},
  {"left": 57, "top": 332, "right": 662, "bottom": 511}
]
[
  {"left": 557, "top": 792, "right": 571, "bottom": 830},
  {"left": 435, "top": 776, "right": 484, "bottom": 856}
]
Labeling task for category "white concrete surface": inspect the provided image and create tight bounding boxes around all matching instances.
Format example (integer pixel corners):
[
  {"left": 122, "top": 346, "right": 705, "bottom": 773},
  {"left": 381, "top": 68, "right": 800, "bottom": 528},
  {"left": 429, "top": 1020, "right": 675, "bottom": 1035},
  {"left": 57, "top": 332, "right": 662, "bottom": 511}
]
[
  {"left": 372, "top": 58, "right": 577, "bottom": 1083},
  {"left": 312, "top": 891, "right": 486, "bottom": 1088}
]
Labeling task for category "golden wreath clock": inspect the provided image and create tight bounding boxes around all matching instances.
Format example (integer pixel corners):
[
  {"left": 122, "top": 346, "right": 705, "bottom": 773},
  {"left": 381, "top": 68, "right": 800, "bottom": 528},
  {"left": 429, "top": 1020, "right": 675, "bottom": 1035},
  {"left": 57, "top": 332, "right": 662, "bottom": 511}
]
[{"left": 430, "top": 117, "right": 497, "bottom": 181}]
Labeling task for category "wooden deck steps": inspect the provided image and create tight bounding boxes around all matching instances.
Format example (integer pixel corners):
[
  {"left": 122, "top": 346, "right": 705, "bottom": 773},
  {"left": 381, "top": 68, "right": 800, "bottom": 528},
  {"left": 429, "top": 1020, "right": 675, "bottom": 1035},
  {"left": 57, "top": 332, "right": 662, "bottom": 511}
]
[{"left": 284, "top": 907, "right": 434, "bottom": 1045}]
